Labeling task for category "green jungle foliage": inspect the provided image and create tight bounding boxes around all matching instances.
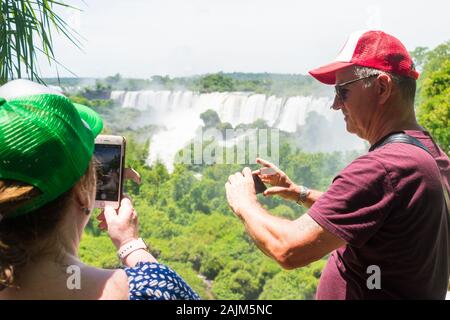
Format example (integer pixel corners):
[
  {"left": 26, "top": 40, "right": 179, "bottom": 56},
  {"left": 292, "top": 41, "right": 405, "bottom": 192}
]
[{"left": 411, "top": 41, "right": 450, "bottom": 155}]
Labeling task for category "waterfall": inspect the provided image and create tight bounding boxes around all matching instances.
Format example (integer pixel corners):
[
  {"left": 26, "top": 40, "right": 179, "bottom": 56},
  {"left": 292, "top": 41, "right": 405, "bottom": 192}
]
[
  {"left": 110, "top": 90, "right": 364, "bottom": 171},
  {"left": 111, "top": 90, "right": 334, "bottom": 131}
]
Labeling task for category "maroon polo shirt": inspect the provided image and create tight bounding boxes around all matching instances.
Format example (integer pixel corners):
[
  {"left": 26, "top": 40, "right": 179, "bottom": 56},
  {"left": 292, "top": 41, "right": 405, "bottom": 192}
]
[{"left": 308, "top": 130, "right": 450, "bottom": 299}]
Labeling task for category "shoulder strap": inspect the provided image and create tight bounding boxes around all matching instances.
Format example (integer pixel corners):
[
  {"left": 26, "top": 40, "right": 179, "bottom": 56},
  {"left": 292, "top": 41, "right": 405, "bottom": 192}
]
[
  {"left": 371, "top": 132, "right": 450, "bottom": 227},
  {"left": 370, "top": 132, "right": 432, "bottom": 155}
]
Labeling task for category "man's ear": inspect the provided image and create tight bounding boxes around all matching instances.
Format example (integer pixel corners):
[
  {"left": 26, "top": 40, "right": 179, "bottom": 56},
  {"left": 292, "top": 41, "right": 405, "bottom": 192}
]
[{"left": 376, "top": 74, "right": 393, "bottom": 105}]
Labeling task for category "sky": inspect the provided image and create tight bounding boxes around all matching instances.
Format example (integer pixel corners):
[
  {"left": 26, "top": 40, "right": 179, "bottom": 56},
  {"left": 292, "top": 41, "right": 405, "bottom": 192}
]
[{"left": 38, "top": 0, "right": 450, "bottom": 78}]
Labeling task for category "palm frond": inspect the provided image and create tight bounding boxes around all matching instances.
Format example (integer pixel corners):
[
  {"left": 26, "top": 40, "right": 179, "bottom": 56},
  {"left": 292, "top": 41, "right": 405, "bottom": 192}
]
[{"left": 0, "top": 0, "right": 82, "bottom": 85}]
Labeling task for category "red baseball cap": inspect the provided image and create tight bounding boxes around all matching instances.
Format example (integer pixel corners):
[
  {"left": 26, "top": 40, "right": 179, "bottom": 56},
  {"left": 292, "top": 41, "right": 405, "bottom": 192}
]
[{"left": 309, "top": 30, "right": 419, "bottom": 85}]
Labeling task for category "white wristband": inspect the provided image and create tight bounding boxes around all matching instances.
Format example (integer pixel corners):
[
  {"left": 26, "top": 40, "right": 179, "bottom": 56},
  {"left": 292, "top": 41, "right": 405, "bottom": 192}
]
[{"left": 117, "top": 238, "right": 148, "bottom": 260}]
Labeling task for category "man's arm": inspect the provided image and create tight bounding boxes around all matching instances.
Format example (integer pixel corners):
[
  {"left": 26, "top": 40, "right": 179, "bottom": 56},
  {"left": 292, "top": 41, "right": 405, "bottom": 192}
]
[{"left": 235, "top": 202, "right": 345, "bottom": 269}]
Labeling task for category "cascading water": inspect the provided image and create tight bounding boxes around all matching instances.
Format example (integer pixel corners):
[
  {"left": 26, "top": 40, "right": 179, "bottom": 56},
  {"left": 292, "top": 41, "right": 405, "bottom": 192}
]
[{"left": 110, "top": 90, "right": 365, "bottom": 171}]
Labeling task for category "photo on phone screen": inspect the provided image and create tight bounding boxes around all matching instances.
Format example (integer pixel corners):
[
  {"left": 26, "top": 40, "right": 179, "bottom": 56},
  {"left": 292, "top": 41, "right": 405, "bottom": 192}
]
[{"left": 94, "top": 144, "right": 122, "bottom": 202}]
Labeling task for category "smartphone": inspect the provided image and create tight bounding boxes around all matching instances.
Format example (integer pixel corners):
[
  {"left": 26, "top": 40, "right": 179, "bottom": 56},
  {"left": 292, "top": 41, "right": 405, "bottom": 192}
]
[
  {"left": 253, "top": 174, "right": 267, "bottom": 194},
  {"left": 94, "top": 135, "right": 126, "bottom": 209},
  {"left": 260, "top": 167, "right": 276, "bottom": 176}
]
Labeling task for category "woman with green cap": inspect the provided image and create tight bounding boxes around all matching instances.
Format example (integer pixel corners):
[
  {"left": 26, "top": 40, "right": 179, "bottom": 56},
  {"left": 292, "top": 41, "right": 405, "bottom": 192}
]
[{"left": 0, "top": 79, "right": 199, "bottom": 300}]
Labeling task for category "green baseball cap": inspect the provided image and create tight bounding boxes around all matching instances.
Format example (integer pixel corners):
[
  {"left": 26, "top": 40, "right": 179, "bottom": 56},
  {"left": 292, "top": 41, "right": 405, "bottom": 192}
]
[{"left": 0, "top": 79, "right": 104, "bottom": 218}]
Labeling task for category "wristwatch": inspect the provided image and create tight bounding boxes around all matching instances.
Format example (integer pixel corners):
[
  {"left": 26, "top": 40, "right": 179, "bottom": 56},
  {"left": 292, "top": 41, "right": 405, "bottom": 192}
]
[
  {"left": 296, "top": 185, "right": 310, "bottom": 206},
  {"left": 117, "top": 238, "right": 148, "bottom": 260}
]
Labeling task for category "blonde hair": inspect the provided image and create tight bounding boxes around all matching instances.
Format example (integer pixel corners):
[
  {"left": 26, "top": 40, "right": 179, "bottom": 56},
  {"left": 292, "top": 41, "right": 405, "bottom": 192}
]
[{"left": 0, "top": 158, "right": 97, "bottom": 290}]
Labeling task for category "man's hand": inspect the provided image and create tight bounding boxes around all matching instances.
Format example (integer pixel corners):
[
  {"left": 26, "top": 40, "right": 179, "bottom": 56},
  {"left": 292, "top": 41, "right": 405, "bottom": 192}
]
[
  {"left": 253, "top": 158, "right": 301, "bottom": 201},
  {"left": 225, "top": 167, "right": 259, "bottom": 218},
  {"left": 124, "top": 167, "right": 141, "bottom": 184}
]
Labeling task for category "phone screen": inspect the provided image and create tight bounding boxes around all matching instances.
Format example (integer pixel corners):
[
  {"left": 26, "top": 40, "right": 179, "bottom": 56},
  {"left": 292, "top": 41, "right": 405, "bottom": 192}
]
[
  {"left": 94, "top": 144, "right": 122, "bottom": 201},
  {"left": 253, "top": 174, "right": 267, "bottom": 194}
]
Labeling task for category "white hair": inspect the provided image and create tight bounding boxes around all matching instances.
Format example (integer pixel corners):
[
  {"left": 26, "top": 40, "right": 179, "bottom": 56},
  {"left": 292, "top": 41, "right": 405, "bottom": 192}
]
[{"left": 353, "top": 66, "right": 416, "bottom": 102}]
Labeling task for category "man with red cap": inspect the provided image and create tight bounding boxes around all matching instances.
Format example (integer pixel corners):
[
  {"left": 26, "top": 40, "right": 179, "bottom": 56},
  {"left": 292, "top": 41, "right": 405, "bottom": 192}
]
[{"left": 225, "top": 30, "right": 449, "bottom": 299}]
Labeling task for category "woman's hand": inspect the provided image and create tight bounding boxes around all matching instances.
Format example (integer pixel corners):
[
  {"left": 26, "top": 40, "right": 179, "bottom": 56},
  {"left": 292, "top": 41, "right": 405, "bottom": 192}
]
[
  {"left": 97, "top": 167, "right": 142, "bottom": 249},
  {"left": 253, "top": 158, "right": 301, "bottom": 202},
  {"left": 97, "top": 196, "right": 139, "bottom": 249}
]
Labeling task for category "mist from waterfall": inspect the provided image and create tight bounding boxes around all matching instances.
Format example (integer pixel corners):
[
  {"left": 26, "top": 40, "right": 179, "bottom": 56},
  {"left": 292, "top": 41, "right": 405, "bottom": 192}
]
[{"left": 110, "top": 90, "right": 365, "bottom": 171}]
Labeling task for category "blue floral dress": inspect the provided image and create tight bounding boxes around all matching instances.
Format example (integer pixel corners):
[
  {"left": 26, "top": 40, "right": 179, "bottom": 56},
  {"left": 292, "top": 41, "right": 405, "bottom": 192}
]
[{"left": 124, "top": 262, "right": 200, "bottom": 300}]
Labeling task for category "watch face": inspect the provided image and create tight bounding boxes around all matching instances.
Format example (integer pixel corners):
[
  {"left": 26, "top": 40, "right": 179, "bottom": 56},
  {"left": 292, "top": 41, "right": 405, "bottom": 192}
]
[{"left": 298, "top": 186, "right": 309, "bottom": 203}]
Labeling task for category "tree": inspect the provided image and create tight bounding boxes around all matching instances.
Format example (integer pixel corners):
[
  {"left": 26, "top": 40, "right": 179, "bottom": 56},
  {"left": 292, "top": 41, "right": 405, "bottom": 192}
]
[
  {"left": 259, "top": 260, "right": 325, "bottom": 300},
  {"left": 0, "top": 0, "right": 81, "bottom": 84},
  {"left": 200, "top": 109, "right": 221, "bottom": 128},
  {"left": 212, "top": 261, "right": 261, "bottom": 299},
  {"left": 417, "top": 60, "right": 450, "bottom": 155},
  {"left": 105, "top": 73, "right": 122, "bottom": 87},
  {"left": 415, "top": 40, "right": 450, "bottom": 155},
  {"left": 409, "top": 46, "right": 429, "bottom": 71},
  {"left": 197, "top": 73, "right": 234, "bottom": 93},
  {"left": 415, "top": 41, "right": 450, "bottom": 103},
  {"left": 420, "top": 41, "right": 450, "bottom": 78}
]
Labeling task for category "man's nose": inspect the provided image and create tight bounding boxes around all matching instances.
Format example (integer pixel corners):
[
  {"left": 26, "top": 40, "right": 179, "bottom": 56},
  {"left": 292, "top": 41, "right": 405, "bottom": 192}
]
[{"left": 330, "top": 95, "right": 342, "bottom": 110}]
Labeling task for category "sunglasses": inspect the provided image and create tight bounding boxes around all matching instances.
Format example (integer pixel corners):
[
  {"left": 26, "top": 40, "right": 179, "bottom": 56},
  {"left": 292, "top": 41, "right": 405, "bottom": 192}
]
[{"left": 331, "top": 74, "right": 378, "bottom": 110}]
